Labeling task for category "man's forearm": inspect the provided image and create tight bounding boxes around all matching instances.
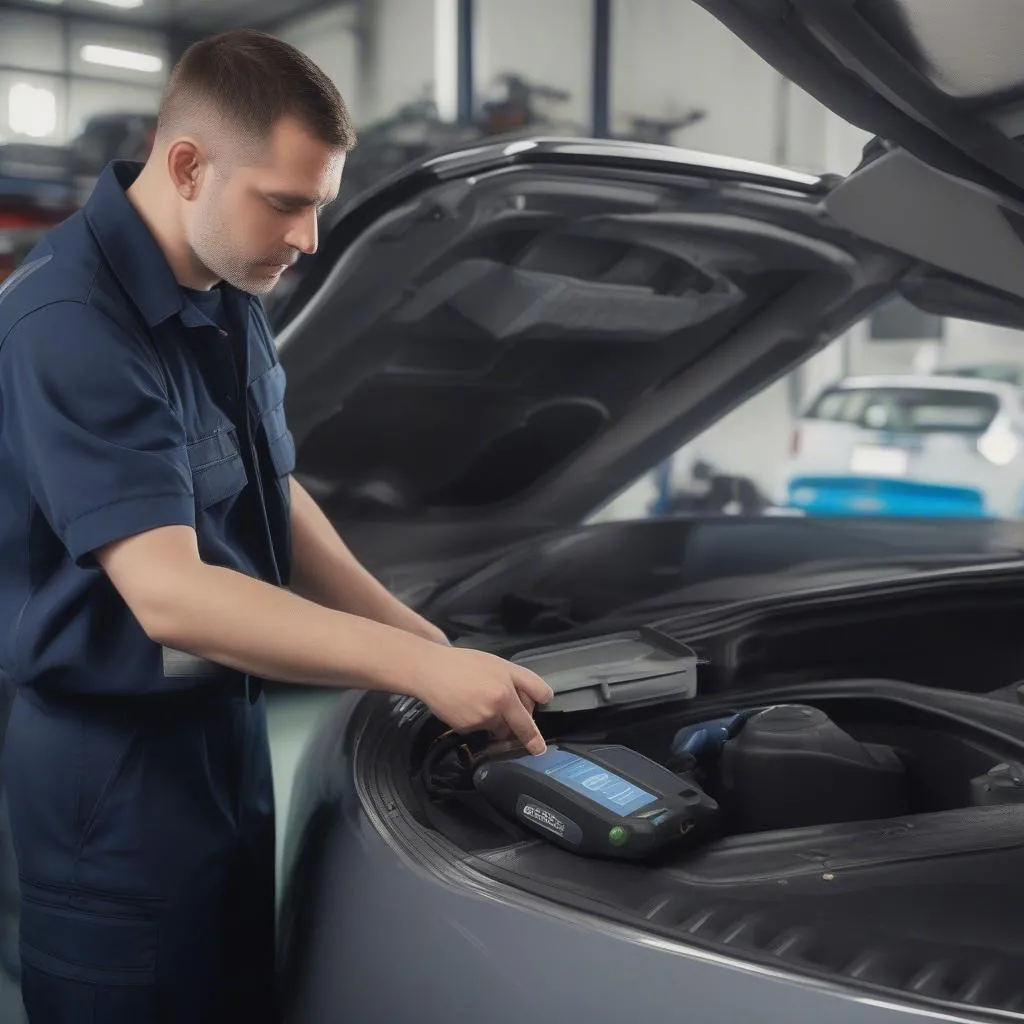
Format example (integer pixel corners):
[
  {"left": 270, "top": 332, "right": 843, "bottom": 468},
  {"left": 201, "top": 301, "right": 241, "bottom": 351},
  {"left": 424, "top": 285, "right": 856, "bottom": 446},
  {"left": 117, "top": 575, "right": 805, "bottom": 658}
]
[
  {"left": 288, "top": 476, "right": 440, "bottom": 638},
  {"left": 96, "top": 523, "right": 552, "bottom": 754},
  {"left": 151, "top": 558, "right": 430, "bottom": 695}
]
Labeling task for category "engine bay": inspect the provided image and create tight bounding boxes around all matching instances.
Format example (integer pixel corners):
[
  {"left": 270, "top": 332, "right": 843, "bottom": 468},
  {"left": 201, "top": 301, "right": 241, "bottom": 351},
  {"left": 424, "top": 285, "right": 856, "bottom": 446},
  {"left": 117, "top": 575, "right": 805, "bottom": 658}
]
[
  {"left": 419, "top": 688, "right": 1024, "bottom": 855},
  {"left": 397, "top": 663, "right": 1024, "bottom": 1014},
  {"left": 416, "top": 627, "right": 1024, "bottom": 852}
]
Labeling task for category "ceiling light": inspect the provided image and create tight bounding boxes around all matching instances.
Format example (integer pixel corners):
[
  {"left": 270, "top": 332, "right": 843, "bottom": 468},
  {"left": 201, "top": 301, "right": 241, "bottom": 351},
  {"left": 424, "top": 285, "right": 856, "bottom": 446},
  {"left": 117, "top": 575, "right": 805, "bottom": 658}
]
[
  {"left": 81, "top": 45, "right": 163, "bottom": 74},
  {"left": 26, "top": 0, "right": 64, "bottom": 6},
  {"left": 84, "top": 0, "right": 145, "bottom": 9}
]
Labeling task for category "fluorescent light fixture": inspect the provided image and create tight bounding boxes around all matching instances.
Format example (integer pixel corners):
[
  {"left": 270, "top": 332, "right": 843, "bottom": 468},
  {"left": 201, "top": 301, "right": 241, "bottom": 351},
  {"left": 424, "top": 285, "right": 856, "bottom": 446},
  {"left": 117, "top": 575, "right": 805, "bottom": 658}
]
[
  {"left": 81, "top": 45, "right": 163, "bottom": 74},
  {"left": 85, "top": 0, "right": 145, "bottom": 8},
  {"left": 26, "top": 0, "right": 64, "bottom": 6}
]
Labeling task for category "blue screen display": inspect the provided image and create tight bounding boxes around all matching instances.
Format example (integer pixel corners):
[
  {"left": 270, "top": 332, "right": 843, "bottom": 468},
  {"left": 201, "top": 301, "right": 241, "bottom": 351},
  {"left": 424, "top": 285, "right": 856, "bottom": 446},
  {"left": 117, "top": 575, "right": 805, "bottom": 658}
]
[{"left": 514, "top": 748, "right": 657, "bottom": 817}]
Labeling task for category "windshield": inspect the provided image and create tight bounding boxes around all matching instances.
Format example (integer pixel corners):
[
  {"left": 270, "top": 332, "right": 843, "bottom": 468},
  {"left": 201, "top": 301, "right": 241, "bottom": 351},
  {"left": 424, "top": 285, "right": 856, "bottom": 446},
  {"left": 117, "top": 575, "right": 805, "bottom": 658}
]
[{"left": 805, "top": 386, "right": 1001, "bottom": 433}]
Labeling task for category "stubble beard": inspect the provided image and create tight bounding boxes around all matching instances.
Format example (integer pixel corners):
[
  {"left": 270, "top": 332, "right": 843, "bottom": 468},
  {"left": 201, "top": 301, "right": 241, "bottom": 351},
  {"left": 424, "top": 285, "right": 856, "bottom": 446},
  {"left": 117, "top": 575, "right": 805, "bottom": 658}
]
[{"left": 190, "top": 205, "right": 279, "bottom": 296}]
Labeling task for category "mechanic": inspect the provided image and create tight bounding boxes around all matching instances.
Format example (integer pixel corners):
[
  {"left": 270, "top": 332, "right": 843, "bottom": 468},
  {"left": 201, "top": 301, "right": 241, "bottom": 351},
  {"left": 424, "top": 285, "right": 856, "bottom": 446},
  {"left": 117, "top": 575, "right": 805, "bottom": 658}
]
[{"left": 0, "top": 28, "right": 552, "bottom": 1024}]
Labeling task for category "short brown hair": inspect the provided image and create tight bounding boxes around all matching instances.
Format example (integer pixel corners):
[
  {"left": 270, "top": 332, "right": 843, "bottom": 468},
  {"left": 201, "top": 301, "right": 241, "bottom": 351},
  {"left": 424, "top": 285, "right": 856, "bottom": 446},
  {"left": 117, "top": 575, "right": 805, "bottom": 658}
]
[{"left": 157, "top": 28, "right": 356, "bottom": 151}]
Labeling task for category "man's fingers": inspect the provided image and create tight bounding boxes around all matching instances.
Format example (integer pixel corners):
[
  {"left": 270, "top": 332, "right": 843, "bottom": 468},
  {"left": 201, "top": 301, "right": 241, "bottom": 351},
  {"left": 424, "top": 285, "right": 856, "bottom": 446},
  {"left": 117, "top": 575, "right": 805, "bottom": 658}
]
[
  {"left": 511, "top": 665, "right": 554, "bottom": 706},
  {"left": 514, "top": 684, "right": 536, "bottom": 717},
  {"left": 501, "top": 691, "right": 546, "bottom": 755}
]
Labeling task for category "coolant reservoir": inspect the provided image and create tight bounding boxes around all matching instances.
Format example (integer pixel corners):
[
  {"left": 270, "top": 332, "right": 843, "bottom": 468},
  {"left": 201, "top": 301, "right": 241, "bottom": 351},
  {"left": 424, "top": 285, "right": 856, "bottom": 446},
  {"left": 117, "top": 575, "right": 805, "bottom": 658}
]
[{"left": 718, "top": 704, "right": 910, "bottom": 831}]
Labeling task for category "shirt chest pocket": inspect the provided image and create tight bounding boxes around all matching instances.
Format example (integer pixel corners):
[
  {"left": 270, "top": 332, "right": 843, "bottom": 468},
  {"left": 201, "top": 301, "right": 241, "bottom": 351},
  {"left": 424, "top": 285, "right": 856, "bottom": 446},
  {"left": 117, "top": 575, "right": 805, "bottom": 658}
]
[
  {"left": 248, "top": 361, "right": 296, "bottom": 480},
  {"left": 186, "top": 426, "right": 248, "bottom": 512}
]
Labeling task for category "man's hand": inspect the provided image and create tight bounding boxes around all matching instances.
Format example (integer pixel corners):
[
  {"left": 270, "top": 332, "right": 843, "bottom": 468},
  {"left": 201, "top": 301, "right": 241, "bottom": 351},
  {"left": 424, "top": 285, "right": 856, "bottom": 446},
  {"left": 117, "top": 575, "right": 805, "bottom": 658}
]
[{"left": 409, "top": 645, "right": 553, "bottom": 754}]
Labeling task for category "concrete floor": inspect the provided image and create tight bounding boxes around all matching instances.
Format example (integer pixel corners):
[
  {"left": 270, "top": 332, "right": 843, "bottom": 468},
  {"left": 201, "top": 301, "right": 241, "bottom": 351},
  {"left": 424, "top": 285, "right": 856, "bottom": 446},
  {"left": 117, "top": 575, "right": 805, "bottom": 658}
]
[{"left": 0, "top": 687, "right": 341, "bottom": 1020}]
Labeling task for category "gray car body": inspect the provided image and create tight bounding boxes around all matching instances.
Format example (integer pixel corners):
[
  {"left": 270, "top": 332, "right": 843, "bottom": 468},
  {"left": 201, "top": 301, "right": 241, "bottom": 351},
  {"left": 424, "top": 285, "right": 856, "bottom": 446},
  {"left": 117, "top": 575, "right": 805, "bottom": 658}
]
[
  {"left": 269, "top": 1, "right": 1024, "bottom": 1011},
  {"left": 269, "top": 143, "right": 1024, "bottom": 1024},
  {"left": 278, "top": 690, "right": 987, "bottom": 1024}
]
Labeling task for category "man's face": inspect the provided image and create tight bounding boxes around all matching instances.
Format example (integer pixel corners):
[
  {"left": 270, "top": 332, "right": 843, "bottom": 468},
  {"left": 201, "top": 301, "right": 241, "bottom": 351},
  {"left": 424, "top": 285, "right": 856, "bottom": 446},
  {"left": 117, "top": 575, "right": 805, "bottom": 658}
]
[{"left": 186, "top": 116, "right": 344, "bottom": 295}]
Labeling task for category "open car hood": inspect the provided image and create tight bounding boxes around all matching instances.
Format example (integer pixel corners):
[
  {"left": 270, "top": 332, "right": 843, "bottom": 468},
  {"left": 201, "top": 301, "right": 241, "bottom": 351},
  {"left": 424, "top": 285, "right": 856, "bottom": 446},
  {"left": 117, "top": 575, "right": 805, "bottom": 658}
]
[
  {"left": 272, "top": 138, "right": 993, "bottom": 573},
  {"left": 695, "top": 0, "right": 1024, "bottom": 203},
  {"left": 695, "top": 1, "right": 1024, "bottom": 301}
]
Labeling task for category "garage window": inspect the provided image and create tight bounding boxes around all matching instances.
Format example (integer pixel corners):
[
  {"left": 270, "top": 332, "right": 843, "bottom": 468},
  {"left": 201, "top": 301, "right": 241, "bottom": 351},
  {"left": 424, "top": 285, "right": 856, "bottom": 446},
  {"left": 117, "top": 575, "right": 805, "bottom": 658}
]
[{"left": 8, "top": 83, "right": 56, "bottom": 138}]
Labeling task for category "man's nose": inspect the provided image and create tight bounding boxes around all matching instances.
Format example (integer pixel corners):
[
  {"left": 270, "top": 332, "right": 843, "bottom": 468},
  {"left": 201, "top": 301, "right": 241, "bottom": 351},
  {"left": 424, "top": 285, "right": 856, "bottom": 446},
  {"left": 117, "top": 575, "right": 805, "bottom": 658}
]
[{"left": 285, "top": 208, "right": 318, "bottom": 256}]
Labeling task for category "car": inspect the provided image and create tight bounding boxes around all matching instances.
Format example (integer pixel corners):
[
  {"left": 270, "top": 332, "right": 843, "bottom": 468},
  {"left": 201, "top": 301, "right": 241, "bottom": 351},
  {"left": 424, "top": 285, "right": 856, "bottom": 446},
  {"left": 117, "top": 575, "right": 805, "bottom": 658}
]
[
  {"left": 779, "top": 373, "right": 1024, "bottom": 517},
  {"left": 0, "top": 144, "right": 78, "bottom": 288},
  {"left": 67, "top": 112, "right": 157, "bottom": 178},
  {"left": 268, "top": 8, "right": 1024, "bottom": 1013}
]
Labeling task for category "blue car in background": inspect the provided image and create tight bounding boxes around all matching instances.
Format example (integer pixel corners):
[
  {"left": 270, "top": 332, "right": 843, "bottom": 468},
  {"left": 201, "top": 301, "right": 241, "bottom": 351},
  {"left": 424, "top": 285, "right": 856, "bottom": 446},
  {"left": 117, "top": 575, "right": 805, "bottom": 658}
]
[
  {"left": 779, "top": 375, "right": 1024, "bottom": 518},
  {"left": 785, "top": 475, "right": 989, "bottom": 518}
]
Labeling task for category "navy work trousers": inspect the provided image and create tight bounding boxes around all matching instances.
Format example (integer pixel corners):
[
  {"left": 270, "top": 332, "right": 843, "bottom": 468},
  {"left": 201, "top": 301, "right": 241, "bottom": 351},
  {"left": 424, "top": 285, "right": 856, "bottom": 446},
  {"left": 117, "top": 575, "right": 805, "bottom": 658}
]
[{"left": 3, "top": 685, "right": 279, "bottom": 1023}]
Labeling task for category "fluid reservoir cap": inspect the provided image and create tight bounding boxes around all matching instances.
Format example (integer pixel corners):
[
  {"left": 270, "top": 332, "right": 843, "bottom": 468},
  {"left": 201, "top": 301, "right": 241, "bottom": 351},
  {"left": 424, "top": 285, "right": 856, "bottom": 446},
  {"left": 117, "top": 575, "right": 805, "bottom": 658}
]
[{"left": 749, "top": 704, "right": 829, "bottom": 732}]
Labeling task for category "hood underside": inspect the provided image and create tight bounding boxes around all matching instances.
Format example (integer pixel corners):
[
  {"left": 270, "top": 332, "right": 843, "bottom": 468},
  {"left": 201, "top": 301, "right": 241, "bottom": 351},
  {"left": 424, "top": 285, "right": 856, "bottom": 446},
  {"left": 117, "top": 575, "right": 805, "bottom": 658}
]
[
  {"left": 692, "top": 2, "right": 1024, "bottom": 304},
  {"left": 694, "top": 0, "right": 1024, "bottom": 206},
  {"left": 276, "top": 141, "right": 910, "bottom": 555}
]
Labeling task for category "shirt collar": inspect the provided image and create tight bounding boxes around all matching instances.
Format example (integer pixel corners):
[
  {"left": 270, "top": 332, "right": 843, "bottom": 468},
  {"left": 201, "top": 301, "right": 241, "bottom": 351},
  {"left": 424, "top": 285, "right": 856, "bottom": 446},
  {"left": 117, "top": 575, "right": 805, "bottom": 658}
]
[{"left": 83, "top": 160, "right": 253, "bottom": 331}]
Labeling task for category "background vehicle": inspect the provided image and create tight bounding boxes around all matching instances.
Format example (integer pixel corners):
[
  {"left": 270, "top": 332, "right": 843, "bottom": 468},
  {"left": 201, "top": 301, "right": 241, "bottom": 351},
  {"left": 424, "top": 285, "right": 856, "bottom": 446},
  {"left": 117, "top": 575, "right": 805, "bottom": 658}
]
[
  {"left": 67, "top": 112, "right": 157, "bottom": 181},
  {"left": 780, "top": 374, "right": 1024, "bottom": 517},
  {"left": 0, "top": 144, "right": 78, "bottom": 287}
]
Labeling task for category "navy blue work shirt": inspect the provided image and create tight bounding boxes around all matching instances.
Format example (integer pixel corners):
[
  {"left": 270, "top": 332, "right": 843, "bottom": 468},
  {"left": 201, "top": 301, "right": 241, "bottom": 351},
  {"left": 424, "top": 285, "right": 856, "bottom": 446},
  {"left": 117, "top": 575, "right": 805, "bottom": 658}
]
[{"left": 0, "top": 161, "right": 296, "bottom": 699}]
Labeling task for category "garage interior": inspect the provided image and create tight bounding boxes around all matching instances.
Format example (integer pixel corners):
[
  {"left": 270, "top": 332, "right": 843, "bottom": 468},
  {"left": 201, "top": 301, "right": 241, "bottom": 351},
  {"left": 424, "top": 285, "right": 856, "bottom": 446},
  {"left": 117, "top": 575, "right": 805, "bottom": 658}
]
[{"left": 2, "top": 1, "right": 1024, "bottom": 1018}]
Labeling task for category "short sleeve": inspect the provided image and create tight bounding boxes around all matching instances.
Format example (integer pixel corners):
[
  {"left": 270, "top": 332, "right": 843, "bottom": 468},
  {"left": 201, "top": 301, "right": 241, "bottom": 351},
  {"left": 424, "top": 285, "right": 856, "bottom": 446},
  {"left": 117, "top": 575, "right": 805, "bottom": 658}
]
[{"left": 0, "top": 301, "right": 195, "bottom": 565}]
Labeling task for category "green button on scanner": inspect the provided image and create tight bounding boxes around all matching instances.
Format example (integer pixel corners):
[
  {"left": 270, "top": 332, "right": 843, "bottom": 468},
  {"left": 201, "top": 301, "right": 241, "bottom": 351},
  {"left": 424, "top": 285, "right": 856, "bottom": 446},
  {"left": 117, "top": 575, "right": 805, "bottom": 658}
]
[{"left": 608, "top": 825, "right": 630, "bottom": 847}]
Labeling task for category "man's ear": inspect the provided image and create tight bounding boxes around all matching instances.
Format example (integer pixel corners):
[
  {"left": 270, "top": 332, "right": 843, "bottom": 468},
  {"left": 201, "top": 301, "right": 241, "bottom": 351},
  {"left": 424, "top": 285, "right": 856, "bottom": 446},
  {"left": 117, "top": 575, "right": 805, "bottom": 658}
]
[{"left": 166, "top": 138, "right": 205, "bottom": 200}]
